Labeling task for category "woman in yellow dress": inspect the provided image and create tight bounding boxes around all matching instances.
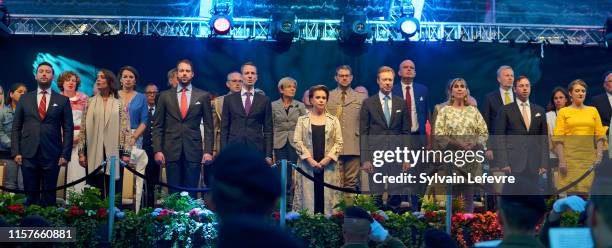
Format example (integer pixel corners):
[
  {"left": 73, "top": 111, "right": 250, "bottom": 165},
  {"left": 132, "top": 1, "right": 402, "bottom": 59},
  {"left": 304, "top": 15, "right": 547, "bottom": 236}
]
[{"left": 554, "top": 79, "right": 606, "bottom": 195}]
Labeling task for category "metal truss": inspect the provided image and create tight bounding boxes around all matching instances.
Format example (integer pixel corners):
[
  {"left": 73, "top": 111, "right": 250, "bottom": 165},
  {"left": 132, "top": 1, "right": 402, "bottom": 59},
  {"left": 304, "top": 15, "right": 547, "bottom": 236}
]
[{"left": 7, "top": 14, "right": 606, "bottom": 46}]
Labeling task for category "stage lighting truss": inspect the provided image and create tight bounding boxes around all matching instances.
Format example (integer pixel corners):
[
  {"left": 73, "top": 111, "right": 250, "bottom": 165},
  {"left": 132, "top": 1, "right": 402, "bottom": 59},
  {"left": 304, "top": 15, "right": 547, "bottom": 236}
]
[
  {"left": 272, "top": 13, "right": 296, "bottom": 43},
  {"left": 396, "top": 16, "right": 420, "bottom": 38},
  {"left": 210, "top": 14, "right": 232, "bottom": 35},
  {"left": 5, "top": 14, "right": 606, "bottom": 46},
  {"left": 340, "top": 13, "right": 370, "bottom": 44}
]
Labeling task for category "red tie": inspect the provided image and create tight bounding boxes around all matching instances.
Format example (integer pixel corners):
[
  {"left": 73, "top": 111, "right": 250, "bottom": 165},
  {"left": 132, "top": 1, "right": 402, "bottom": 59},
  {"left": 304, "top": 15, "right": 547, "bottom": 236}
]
[
  {"left": 38, "top": 90, "right": 47, "bottom": 119},
  {"left": 180, "top": 88, "right": 188, "bottom": 119},
  {"left": 405, "top": 85, "right": 412, "bottom": 128}
]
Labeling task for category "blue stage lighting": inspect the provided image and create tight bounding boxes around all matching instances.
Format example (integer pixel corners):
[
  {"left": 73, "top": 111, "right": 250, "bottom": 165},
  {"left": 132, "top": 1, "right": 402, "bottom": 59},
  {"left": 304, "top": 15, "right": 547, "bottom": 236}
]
[
  {"left": 341, "top": 12, "right": 369, "bottom": 44},
  {"left": 397, "top": 16, "right": 420, "bottom": 38},
  {"left": 272, "top": 13, "right": 296, "bottom": 43}
]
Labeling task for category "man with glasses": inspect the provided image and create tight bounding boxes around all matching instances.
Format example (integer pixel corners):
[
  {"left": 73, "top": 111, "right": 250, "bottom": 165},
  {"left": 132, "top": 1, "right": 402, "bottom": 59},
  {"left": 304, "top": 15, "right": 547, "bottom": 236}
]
[{"left": 142, "top": 83, "right": 159, "bottom": 207}]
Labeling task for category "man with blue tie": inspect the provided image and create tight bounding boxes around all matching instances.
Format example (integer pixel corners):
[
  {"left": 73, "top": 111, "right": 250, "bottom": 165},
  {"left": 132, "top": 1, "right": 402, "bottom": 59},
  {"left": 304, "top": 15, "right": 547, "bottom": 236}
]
[
  {"left": 220, "top": 62, "right": 273, "bottom": 165},
  {"left": 392, "top": 59, "right": 429, "bottom": 211},
  {"left": 360, "top": 66, "right": 410, "bottom": 210},
  {"left": 11, "top": 62, "right": 74, "bottom": 206},
  {"left": 153, "top": 59, "right": 214, "bottom": 197}
]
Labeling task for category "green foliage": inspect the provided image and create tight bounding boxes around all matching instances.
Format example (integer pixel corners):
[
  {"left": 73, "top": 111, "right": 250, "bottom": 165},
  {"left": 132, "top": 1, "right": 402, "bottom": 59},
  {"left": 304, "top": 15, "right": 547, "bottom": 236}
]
[
  {"left": 67, "top": 187, "right": 112, "bottom": 210},
  {"left": 159, "top": 192, "right": 202, "bottom": 212},
  {"left": 288, "top": 212, "right": 343, "bottom": 248},
  {"left": 383, "top": 211, "right": 428, "bottom": 248},
  {"left": 560, "top": 211, "right": 581, "bottom": 227},
  {"left": 334, "top": 194, "right": 379, "bottom": 213},
  {"left": 112, "top": 210, "right": 157, "bottom": 248}
]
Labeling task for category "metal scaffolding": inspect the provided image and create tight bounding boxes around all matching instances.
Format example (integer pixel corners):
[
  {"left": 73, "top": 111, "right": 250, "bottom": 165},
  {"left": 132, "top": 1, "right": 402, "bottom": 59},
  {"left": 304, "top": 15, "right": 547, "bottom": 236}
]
[{"left": 7, "top": 14, "right": 606, "bottom": 45}]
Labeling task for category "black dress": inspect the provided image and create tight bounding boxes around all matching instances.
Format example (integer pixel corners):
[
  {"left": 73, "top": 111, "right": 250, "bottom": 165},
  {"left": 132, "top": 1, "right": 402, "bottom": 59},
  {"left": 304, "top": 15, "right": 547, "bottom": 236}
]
[{"left": 311, "top": 124, "right": 325, "bottom": 214}]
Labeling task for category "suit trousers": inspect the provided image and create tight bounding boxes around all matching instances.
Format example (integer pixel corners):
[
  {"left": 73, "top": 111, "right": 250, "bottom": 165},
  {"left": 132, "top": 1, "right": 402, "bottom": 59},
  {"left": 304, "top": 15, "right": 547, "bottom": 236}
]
[
  {"left": 21, "top": 148, "right": 60, "bottom": 207},
  {"left": 166, "top": 153, "right": 201, "bottom": 198},
  {"left": 144, "top": 149, "right": 160, "bottom": 208}
]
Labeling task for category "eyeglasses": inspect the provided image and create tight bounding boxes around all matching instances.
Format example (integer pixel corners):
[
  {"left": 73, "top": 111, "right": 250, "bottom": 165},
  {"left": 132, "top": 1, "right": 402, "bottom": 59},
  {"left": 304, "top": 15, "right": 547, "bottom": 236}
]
[{"left": 145, "top": 91, "right": 157, "bottom": 95}]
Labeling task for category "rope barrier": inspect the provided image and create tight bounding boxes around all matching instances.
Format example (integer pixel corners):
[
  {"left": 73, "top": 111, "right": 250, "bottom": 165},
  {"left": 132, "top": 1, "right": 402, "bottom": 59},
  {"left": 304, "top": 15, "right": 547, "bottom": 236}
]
[
  {"left": 281, "top": 162, "right": 362, "bottom": 194},
  {"left": 0, "top": 160, "right": 107, "bottom": 193},
  {"left": 121, "top": 162, "right": 210, "bottom": 192}
]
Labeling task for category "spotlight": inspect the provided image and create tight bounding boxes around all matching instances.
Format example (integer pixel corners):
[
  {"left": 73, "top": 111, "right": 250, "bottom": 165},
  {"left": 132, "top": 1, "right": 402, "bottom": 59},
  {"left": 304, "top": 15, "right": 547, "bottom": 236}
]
[
  {"left": 396, "top": 16, "right": 420, "bottom": 38},
  {"left": 272, "top": 12, "right": 296, "bottom": 43},
  {"left": 341, "top": 12, "right": 369, "bottom": 44},
  {"left": 210, "top": 14, "right": 232, "bottom": 35}
]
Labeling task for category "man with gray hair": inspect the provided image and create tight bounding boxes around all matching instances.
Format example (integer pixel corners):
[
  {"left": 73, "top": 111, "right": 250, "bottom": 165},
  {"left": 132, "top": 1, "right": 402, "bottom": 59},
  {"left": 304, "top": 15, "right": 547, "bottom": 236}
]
[
  {"left": 211, "top": 72, "right": 243, "bottom": 156},
  {"left": 167, "top": 68, "right": 178, "bottom": 88}
]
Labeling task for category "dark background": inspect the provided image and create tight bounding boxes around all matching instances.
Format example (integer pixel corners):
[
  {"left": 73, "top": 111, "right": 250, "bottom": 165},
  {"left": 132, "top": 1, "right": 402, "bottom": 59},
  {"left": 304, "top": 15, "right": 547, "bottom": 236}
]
[{"left": 0, "top": 35, "right": 610, "bottom": 110}]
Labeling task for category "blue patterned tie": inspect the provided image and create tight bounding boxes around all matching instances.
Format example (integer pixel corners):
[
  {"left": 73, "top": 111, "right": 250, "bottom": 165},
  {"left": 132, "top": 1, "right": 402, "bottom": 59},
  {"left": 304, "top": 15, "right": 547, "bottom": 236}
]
[{"left": 383, "top": 95, "right": 391, "bottom": 126}]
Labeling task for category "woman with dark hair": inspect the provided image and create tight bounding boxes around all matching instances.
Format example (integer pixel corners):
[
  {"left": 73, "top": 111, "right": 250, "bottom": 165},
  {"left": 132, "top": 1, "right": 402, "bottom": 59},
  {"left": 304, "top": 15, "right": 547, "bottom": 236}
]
[
  {"left": 78, "top": 69, "right": 131, "bottom": 199},
  {"left": 554, "top": 79, "right": 606, "bottom": 195},
  {"left": 434, "top": 78, "right": 488, "bottom": 213},
  {"left": 0, "top": 83, "right": 27, "bottom": 190},
  {"left": 118, "top": 66, "right": 149, "bottom": 211},
  {"left": 58, "top": 71, "right": 89, "bottom": 194},
  {"left": 545, "top": 87, "right": 570, "bottom": 189},
  {"left": 293, "top": 85, "right": 343, "bottom": 215}
]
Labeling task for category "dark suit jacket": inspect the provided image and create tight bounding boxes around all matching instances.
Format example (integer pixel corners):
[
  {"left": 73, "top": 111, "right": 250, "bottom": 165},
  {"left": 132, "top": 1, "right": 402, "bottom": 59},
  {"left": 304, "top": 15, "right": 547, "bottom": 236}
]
[
  {"left": 142, "top": 105, "right": 155, "bottom": 152},
  {"left": 494, "top": 102, "right": 549, "bottom": 173},
  {"left": 391, "top": 82, "right": 429, "bottom": 134},
  {"left": 220, "top": 91, "right": 273, "bottom": 158},
  {"left": 152, "top": 86, "right": 214, "bottom": 162},
  {"left": 481, "top": 90, "right": 506, "bottom": 134},
  {"left": 591, "top": 94, "right": 611, "bottom": 130},
  {"left": 11, "top": 90, "right": 73, "bottom": 160},
  {"left": 359, "top": 94, "right": 410, "bottom": 162}
]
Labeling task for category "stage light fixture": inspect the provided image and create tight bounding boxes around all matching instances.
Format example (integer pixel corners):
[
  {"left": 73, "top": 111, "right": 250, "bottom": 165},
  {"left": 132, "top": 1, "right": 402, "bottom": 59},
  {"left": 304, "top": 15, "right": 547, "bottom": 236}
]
[
  {"left": 341, "top": 12, "right": 369, "bottom": 44},
  {"left": 396, "top": 16, "right": 420, "bottom": 38},
  {"left": 272, "top": 13, "right": 296, "bottom": 43},
  {"left": 210, "top": 14, "right": 232, "bottom": 35},
  {"left": 605, "top": 17, "right": 612, "bottom": 48}
]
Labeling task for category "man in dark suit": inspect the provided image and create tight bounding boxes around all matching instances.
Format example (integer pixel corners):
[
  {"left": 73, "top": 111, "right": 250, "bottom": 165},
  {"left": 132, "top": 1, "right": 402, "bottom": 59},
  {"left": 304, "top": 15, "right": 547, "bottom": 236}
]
[
  {"left": 11, "top": 62, "right": 74, "bottom": 206},
  {"left": 153, "top": 59, "right": 214, "bottom": 197},
  {"left": 220, "top": 62, "right": 273, "bottom": 165},
  {"left": 482, "top": 65, "right": 515, "bottom": 162},
  {"left": 142, "top": 83, "right": 158, "bottom": 207},
  {"left": 391, "top": 59, "right": 429, "bottom": 211},
  {"left": 494, "top": 76, "right": 548, "bottom": 187},
  {"left": 591, "top": 71, "right": 612, "bottom": 132},
  {"left": 360, "top": 66, "right": 410, "bottom": 210}
]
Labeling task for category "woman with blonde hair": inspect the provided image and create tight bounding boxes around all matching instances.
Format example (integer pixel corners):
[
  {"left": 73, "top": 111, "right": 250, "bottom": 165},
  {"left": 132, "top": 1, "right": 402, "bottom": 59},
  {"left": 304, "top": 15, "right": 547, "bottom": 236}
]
[{"left": 434, "top": 78, "right": 488, "bottom": 213}]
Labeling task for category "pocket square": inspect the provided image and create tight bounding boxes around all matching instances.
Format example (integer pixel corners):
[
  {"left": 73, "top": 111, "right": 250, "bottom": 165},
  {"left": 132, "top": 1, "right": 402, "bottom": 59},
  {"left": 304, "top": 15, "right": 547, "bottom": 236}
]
[
  {"left": 195, "top": 101, "right": 201, "bottom": 105},
  {"left": 52, "top": 103, "right": 58, "bottom": 107},
  {"left": 419, "top": 96, "right": 424, "bottom": 101},
  {"left": 535, "top": 113, "right": 541, "bottom": 117},
  {"left": 395, "top": 110, "right": 401, "bottom": 113}
]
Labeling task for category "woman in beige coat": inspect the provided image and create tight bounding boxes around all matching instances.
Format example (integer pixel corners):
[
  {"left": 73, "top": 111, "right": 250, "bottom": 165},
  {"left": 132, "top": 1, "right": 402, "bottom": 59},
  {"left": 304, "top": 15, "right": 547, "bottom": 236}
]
[
  {"left": 78, "top": 69, "right": 131, "bottom": 199},
  {"left": 293, "top": 85, "right": 343, "bottom": 215}
]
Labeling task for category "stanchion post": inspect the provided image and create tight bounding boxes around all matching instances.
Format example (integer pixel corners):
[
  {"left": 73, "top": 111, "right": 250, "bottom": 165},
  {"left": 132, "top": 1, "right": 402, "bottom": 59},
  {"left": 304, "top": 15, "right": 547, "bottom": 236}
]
[
  {"left": 446, "top": 164, "right": 452, "bottom": 235},
  {"left": 280, "top": 159, "right": 287, "bottom": 228},
  {"left": 108, "top": 157, "right": 116, "bottom": 242}
]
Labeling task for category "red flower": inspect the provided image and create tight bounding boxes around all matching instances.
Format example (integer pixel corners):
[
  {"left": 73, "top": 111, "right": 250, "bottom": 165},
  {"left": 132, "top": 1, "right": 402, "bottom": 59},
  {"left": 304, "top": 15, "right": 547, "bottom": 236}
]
[
  {"left": 7, "top": 204, "right": 24, "bottom": 214},
  {"left": 97, "top": 208, "right": 108, "bottom": 219},
  {"left": 273, "top": 211, "right": 280, "bottom": 222},
  {"left": 68, "top": 205, "right": 85, "bottom": 217}
]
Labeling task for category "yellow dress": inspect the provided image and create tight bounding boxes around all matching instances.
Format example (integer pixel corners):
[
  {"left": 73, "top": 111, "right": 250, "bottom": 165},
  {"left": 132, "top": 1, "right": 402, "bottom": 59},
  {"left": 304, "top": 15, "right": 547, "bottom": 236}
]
[{"left": 553, "top": 106, "right": 607, "bottom": 193}]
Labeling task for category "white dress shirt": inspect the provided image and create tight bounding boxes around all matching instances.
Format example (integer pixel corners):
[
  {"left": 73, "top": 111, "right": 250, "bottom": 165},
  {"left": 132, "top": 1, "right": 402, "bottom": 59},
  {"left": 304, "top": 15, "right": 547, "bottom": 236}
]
[
  {"left": 241, "top": 88, "right": 256, "bottom": 109},
  {"left": 36, "top": 87, "right": 51, "bottom": 112},
  {"left": 606, "top": 92, "right": 612, "bottom": 110},
  {"left": 401, "top": 82, "right": 418, "bottom": 132}
]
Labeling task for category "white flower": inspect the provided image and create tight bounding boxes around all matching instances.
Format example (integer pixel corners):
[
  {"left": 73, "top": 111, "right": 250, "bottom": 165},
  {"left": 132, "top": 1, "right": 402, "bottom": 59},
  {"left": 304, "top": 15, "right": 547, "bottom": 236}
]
[{"left": 180, "top": 191, "right": 189, "bottom": 197}]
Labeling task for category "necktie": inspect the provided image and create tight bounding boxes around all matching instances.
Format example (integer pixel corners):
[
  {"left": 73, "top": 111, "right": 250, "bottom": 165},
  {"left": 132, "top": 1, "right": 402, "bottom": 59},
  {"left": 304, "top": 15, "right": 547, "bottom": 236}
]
[
  {"left": 38, "top": 90, "right": 47, "bottom": 119},
  {"left": 336, "top": 91, "right": 347, "bottom": 118},
  {"left": 180, "top": 88, "right": 188, "bottom": 119},
  {"left": 245, "top": 92, "right": 252, "bottom": 115},
  {"left": 405, "top": 85, "right": 413, "bottom": 129},
  {"left": 504, "top": 90, "right": 512, "bottom": 105},
  {"left": 383, "top": 95, "right": 391, "bottom": 126},
  {"left": 521, "top": 102, "right": 530, "bottom": 130}
]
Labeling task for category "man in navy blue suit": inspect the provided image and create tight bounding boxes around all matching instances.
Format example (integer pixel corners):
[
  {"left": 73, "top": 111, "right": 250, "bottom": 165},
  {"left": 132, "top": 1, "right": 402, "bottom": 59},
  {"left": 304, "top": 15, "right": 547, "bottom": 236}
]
[
  {"left": 391, "top": 59, "right": 429, "bottom": 211},
  {"left": 11, "top": 62, "right": 74, "bottom": 206}
]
